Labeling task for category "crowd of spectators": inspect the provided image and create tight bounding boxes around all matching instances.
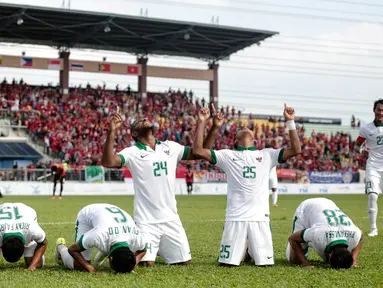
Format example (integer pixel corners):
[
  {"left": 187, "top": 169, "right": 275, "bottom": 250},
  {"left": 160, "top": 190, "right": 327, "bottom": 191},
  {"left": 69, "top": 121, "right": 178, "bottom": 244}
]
[{"left": 0, "top": 78, "right": 367, "bottom": 173}]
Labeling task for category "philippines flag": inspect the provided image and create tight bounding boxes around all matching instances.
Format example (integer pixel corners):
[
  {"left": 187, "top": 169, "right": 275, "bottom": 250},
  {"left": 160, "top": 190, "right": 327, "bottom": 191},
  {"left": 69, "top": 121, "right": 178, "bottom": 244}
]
[
  {"left": 20, "top": 57, "right": 33, "bottom": 67},
  {"left": 71, "top": 63, "right": 84, "bottom": 71},
  {"left": 48, "top": 59, "right": 61, "bottom": 70},
  {"left": 99, "top": 63, "right": 111, "bottom": 72},
  {"left": 127, "top": 65, "right": 139, "bottom": 75}
]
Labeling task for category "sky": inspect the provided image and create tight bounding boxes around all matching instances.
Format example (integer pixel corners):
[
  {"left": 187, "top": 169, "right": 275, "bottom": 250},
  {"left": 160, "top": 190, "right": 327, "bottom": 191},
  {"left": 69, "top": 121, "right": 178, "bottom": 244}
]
[{"left": 1, "top": 0, "right": 383, "bottom": 125}]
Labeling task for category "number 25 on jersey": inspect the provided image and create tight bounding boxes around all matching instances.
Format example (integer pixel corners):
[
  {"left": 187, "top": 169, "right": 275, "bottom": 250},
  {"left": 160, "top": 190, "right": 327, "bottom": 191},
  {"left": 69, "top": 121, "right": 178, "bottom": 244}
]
[{"left": 243, "top": 166, "right": 256, "bottom": 179}]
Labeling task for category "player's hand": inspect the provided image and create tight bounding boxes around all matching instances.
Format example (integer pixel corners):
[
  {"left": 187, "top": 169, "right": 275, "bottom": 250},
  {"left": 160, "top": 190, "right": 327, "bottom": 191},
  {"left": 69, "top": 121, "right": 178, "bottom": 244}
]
[
  {"left": 109, "top": 106, "right": 123, "bottom": 131},
  {"left": 198, "top": 107, "right": 210, "bottom": 122},
  {"left": 211, "top": 103, "right": 225, "bottom": 128},
  {"left": 352, "top": 262, "right": 359, "bottom": 268},
  {"left": 361, "top": 148, "right": 369, "bottom": 157},
  {"left": 87, "top": 266, "right": 97, "bottom": 273},
  {"left": 26, "top": 266, "right": 37, "bottom": 271},
  {"left": 283, "top": 103, "right": 295, "bottom": 121}
]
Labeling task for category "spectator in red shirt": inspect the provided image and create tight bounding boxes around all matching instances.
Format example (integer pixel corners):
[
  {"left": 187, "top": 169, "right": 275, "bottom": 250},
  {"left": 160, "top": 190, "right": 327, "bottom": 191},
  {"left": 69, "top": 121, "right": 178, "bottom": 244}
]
[{"left": 185, "top": 166, "right": 194, "bottom": 195}]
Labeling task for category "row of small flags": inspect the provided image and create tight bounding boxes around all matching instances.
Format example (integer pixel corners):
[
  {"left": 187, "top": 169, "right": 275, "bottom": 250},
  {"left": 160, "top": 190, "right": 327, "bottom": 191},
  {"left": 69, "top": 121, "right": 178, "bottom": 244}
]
[{"left": 9, "top": 57, "right": 139, "bottom": 74}]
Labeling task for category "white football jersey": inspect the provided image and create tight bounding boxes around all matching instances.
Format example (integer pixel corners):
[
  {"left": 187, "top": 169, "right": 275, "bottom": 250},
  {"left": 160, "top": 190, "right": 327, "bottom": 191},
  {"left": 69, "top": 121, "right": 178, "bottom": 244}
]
[
  {"left": 118, "top": 140, "right": 188, "bottom": 224},
  {"left": 211, "top": 147, "right": 285, "bottom": 221},
  {"left": 0, "top": 203, "right": 46, "bottom": 246},
  {"left": 298, "top": 198, "right": 362, "bottom": 261},
  {"left": 359, "top": 121, "right": 383, "bottom": 171},
  {"left": 78, "top": 204, "right": 146, "bottom": 255}
]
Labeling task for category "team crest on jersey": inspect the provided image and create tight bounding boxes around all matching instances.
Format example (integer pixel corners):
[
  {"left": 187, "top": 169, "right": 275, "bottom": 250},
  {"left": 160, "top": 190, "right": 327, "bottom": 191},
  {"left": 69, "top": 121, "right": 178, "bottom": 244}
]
[
  {"left": 256, "top": 157, "right": 262, "bottom": 162},
  {"left": 163, "top": 150, "right": 170, "bottom": 155}
]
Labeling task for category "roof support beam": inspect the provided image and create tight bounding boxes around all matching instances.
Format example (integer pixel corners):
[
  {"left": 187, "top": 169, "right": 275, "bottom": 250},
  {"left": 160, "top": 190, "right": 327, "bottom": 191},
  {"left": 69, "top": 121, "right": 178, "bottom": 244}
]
[{"left": 0, "top": 8, "right": 26, "bottom": 31}]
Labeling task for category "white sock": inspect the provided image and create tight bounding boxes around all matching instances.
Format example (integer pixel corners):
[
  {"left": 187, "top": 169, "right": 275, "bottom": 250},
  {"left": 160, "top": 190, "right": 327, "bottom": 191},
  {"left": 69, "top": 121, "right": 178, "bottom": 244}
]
[
  {"left": 41, "top": 255, "right": 45, "bottom": 267},
  {"left": 58, "top": 244, "right": 74, "bottom": 269},
  {"left": 368, "top": 193, "right": 378, "bottom": 231},
  {"left": 272, "top": 191, "right": 278, "bottom": 205}
]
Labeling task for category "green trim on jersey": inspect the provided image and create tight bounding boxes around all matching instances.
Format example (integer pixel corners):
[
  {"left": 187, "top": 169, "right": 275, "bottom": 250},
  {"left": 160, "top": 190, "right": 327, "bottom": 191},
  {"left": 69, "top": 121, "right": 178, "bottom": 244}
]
[
  {"left": 37, "top": 237, "right": 46, "bottom": 245},
  {"left": 135, "top": 142, "right": 147, "bottom": 150},
  {"left": 301, "top": 228, "right": 307, "bottom": 241},
  {"left": 373, "top": 120, "right": 383, "bottom": 127},
  {"left": 181, "top": 147, "right": 189, "bottom": 160},
  {"left": 109, "top": 242, "right": 131, "bottom": 256},
  {"left": 135, "top": 140, "right": 161, "bottom": 151},
  {"left": 325, "top": 239, "right": 348, "bottom": 254},
  {"left": 3, "top": 232, "right": 25, "bottom": 244},
  {"left": 291, "top": 216, "right": 298, "bottom": 233},
  {"left": 278, "top": 148, "right": 286, "bottom": 164},
  {"left": 235, "top": 146, "right": 256, "bottom": 151},
  {"left": 210, "top": 150, "right": 217, "bottom": 165},
  {"left": 78, "top": 235, "right": 85, "bottom": 250},
  {"left": 117, "top": 154, "right": 125, "bottom": 167}
]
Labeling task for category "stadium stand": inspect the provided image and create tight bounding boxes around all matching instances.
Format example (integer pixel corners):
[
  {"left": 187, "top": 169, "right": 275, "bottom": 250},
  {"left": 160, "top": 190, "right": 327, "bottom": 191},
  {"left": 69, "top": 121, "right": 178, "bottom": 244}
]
[{"left": 0, "top": 78, "right": 367, "bottom": 172}]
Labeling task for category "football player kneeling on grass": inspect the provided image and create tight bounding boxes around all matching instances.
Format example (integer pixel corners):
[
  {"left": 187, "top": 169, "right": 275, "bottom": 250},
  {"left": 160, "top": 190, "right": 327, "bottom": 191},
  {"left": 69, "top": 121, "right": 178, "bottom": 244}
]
[
  {"left": 287, "top": 198, "right": 363, "bottom": 269},
  {"left": 0, "top": 203, "right": 48, "bottom": 271},
  {"left": 54, "top": 204, "right": 147, "bottom": 273}
]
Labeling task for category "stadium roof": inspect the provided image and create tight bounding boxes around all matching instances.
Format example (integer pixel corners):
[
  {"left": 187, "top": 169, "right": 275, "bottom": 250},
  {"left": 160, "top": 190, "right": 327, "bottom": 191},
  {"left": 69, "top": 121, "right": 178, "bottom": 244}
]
[
  {"left": 0, "top": 142, "right": 41, "bottom": 159},
  {"left": 0, "top": 3, "right": 278, "bottom": 61}
]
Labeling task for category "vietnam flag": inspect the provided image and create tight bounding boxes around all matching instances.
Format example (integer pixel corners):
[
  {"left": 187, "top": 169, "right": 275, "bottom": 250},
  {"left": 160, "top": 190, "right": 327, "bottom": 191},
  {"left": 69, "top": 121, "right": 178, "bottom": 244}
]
[
  {"left": 98, "top": 63, "right": 111, "bottom": 72},
  {"left": 127, "top": 65, "right": 139, "bottom": 75}
]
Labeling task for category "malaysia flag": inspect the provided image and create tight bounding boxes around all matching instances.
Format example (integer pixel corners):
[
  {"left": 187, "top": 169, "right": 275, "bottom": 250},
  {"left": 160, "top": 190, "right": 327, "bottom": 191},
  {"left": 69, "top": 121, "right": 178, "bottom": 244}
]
[{"left": 20, "top": 57, "right": 33, "bottom": 67}]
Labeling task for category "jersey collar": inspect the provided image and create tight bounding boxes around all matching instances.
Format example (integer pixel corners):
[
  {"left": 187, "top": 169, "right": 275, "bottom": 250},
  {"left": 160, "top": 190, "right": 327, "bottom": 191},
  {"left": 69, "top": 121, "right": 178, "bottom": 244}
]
[
  {"left": 135, "top": 140, "right": 161, "bottom": 150},
  {"left": 235, "top": 146, "right": 256, "bottom": 151},
  {"left": 109, "top": 242, "right": 130, "bottom": 256},
  {"left": 374, "top": 120, "right": 383, "bottom": 127},
  {"left": 324, "top": 239, "right": 348, "bottom": 255},
  {"left": 3, "top": 232, "right": 25, "bottom": 245}
]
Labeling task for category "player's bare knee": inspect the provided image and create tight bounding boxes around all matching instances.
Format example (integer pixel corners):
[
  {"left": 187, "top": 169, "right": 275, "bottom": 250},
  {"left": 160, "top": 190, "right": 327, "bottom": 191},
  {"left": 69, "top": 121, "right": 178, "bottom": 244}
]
[{"left": 140, "top": 261, "right": 155, "bottom": 267}]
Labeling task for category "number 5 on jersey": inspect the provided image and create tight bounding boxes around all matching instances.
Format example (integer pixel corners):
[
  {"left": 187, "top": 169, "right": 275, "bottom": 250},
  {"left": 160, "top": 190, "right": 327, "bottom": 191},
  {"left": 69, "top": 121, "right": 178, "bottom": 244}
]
[{"left": 153, "top": 161, "right": 168, "bottom": 177}]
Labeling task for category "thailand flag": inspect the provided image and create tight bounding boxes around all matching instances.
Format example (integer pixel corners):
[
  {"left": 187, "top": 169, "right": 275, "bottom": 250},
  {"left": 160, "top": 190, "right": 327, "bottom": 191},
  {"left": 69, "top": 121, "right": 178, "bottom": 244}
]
[
  {"left": 71, "top": 63, "right": 84, "bottom": 71},
  {"left": 20, "top": 57, "right": 33, "bottom": 67}
]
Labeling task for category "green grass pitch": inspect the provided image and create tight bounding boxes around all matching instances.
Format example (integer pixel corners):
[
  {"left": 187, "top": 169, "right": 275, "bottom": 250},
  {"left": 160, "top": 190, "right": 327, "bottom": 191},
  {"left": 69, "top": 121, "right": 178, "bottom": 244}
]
[{"left": 0, "top": 194, "right": 381, "bottom": 288}]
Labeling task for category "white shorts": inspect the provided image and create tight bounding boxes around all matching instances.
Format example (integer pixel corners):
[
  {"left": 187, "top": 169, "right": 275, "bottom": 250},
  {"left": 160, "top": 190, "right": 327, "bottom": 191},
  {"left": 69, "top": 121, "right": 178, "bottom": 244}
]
[
  {"left": 286, "top": 206, "right": 309, "bottom": 262},
  {"left": 137, "top": 220, "right": 191, "bottom": 264},
  {"left": 218, "top": 221, "right": 274, "bottom": 266},
  {"left": 74, "top": 210, "right": 94, "bottom": 261},
  {"left": 366, "top": 169, "right": 383, "bottom": 194}
]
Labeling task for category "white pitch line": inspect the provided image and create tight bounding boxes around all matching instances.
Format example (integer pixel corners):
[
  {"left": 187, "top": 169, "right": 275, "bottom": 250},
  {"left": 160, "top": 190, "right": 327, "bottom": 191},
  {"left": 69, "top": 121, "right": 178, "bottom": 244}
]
[
  {"left": 39, "top": 220, "right": 226, "bottom": 225},
  {"left": 39, "top": 217, "right": 381, "bottom": 226},
  {"left": 40, "top": 221, "right": 74, "bottom": 225}
]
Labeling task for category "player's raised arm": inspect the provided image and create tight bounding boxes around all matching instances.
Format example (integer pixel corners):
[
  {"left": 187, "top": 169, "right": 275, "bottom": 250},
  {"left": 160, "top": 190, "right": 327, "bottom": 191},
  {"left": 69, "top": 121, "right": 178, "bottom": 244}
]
[
  {"left": 288, "top": 230, "right": 312, "bottom": 267},
  {"left": 102, "top": 106, "right": 123, "bottom": 168},
  {"left": 182, "top": 104, "right": 224, "bottom": 160},
  {"left": 351, "top": 232, "right": 363, "bottom": 267},
  {"left": 203, "top": 104, "right": 224, "bottom": 149},
  {"left": 68, "top": 242, "right": 96, "bottom": 273},
  {"left": 192, "top": 108, "right": 216, "bottom": 162},
  {"left": 281, "top": 104, "right": 302, "bottom": 162},
  {"left": 354, "top": 132, "right": 368, "bottom": 156}
]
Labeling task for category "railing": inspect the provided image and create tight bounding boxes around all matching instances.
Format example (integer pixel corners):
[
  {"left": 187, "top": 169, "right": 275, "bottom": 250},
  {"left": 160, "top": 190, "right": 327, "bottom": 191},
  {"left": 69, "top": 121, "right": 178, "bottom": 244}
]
[{"left": 0, "top": 168, "right": 125, "bottom": 182}]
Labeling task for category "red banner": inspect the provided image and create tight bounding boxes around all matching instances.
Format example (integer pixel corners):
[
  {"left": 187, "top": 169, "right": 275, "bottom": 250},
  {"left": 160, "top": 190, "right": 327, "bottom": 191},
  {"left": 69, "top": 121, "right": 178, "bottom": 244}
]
[{"left": 277, "top": 169, "right": 296, "bottom": 179}]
